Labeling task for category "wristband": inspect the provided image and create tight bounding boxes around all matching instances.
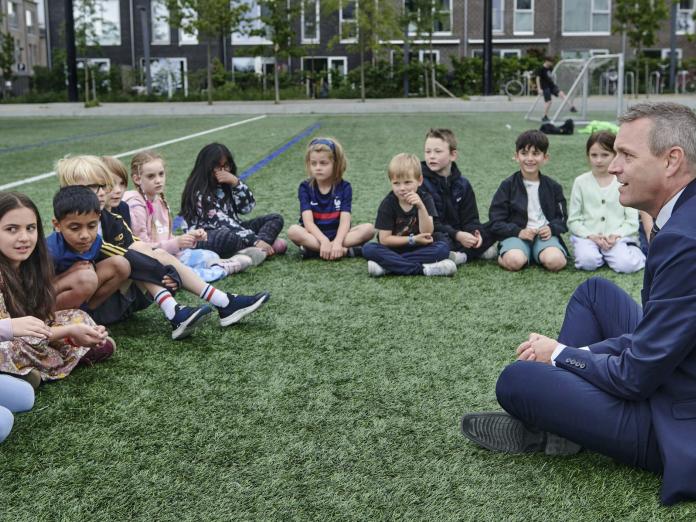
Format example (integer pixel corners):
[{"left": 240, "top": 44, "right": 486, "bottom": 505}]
[{"left": 408, "top": 234, "right": 416, "bottom": 246}]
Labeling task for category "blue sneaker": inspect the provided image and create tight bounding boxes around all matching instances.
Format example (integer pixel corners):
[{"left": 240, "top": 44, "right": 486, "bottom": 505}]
[
  {"left": 218, "top": 292, "right": 270, "bottom": 326},
  {"left": 171, "top": 305, "right": 212, "bottom": 340}
]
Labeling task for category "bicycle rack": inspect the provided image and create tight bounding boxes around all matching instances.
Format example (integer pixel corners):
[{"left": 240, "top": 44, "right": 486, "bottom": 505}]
[
  {"left": 649, "top": 71, "right": 662, "bottom": 95},
  {"left": 599, "top": 71, "right": 619, "bottom": 95},
  {"left": 677, "top": 70, "right": 688, "bottom": 94},
  {"left": 624, "top": 71, "right": 635, "bottom": 97}
]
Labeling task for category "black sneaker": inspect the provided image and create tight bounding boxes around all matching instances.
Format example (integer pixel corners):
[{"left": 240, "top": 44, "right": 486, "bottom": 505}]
[
  {"left": 170, "top": 305, "right": 212, "bottom": 340},
  {"left": 460, "top": 412, "right": 581, "bottom": 455},
  {"left": 218, "top": 292, "right": 270, "bottom": 326},
  {"left": 347, "top": 246, "right": 363, "bottom": 257},
  {"left": 541, "top": 115, "right": 550, "bottom": 122},
  {"left": 570, "top": 106, "right": 578, "bottom": 113}
]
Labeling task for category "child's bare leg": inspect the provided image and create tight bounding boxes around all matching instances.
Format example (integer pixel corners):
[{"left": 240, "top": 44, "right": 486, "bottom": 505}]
[
  {"left": 538, "top": 247, "right": 567, "bottom": 272},
  {"left": 53, "top": 262, "right": 98, "bottom": 310},
  {"left": 499, "top": 250, "right": 528, "bottom": 272},
  {"left": 342, "top": 224, "right": 375, "bottom": 247},
  {"left": 89, "top": 256, "right": 132, "bottom": 309},
  {"left": 287, "top": 225, "right": 322, "bottom": 252}
]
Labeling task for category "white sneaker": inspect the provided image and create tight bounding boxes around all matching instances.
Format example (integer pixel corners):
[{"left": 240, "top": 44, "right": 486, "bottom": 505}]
[
  {"left": 237, "top": 247, "right": 267, "bottom": 266},
  {"left": 422, "top": 259, "right": 457, "bottom": 276},
  {"left": 214, "top": 254, "right": 253, "bottom": 275},
  {"left": 367, "top": 260, "right": 387, "bottom": 277},
  {"left": 481, "top": 243, "right": 499, "bottom": 260},
  {"left": 449, "top": 251, "right": 468, "bottom": 265}
]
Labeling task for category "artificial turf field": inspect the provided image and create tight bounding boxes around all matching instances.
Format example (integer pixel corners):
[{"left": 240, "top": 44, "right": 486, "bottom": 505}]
[{"left": 0, "top": 112, "right": 690, "bottom": 520}]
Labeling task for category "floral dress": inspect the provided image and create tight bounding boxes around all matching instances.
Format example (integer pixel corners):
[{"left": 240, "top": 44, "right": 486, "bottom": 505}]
[{"left": 0, "top": 285, "right": 93, "bottom": 382}]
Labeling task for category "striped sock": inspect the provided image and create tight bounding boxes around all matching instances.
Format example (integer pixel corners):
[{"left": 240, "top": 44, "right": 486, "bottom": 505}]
[
  {"left": 154, "top": 290, "right": 178, "bottom": 320},
  {"left": 200, "top": 285, "right": 231, "bottom": 308}
]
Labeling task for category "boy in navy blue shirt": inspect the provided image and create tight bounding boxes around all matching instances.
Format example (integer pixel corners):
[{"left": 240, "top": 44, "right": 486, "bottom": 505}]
[
  {"left": 363, "top": 153, "right": 456, "bottom": 276},
  {"left": 421, "top": 128, "right": 496, "bottom": 265}
]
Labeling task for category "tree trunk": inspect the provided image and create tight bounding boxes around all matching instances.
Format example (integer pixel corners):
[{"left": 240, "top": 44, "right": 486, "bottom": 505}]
[
  {"left": 430, "top": 37, "right": 436, "bottom": 97},
  {"left": 84, "top": 64, "right": 90, "bottom": 106},
  {"left": 424, "top": 54, "right": 429, "bottom": 97},
  {"left": 274, "top": 52, "right": 280, "bottom": 104},
  {"left": 207, "top": 40, "right": 213, "bottom": 105},
  {"left": 360, "top": 37, "right": 366, "bottom": 102}
]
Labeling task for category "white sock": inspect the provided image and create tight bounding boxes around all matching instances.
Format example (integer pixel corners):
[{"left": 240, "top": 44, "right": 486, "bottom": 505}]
[
  {"left": 154, "top": 290, "right": 179, "bottom": 320},
  {"left": 200, "top": 285, "right": 231, "bottom": 307}
]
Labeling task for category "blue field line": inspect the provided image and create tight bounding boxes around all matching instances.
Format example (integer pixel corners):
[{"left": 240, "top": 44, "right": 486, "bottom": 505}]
[
  {"left": 0, "top": 123, "right": 157, "bottom": 155},
  {"left": 238, "top": 122, "right": 321, "bottom": 180}
]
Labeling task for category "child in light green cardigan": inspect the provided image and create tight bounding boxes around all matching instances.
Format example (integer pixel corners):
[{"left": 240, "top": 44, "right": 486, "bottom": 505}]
[{"left": 568, "top": 131, "right": 645, "bottom": 273}]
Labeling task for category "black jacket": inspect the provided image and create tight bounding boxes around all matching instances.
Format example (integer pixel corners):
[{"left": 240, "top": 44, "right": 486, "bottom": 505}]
[
  {"left": 421, "top": 161, "right": 486, "bottom": 239},
  {"left": 488, "top": 171, "right": 567, "bottom": 240}
]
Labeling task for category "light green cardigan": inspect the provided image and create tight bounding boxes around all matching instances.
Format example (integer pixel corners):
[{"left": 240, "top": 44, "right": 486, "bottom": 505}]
[{"left": 567, "top": 171, "right": 639, "bottom": 238}]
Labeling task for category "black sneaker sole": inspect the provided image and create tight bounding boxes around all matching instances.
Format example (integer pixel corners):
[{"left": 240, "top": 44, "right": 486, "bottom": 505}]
[
  {"left": 219, "top": 292, "right": 270, "bottom": 327},
  {"left": 461, "top": 412, "right": 545, "bottom": 453}
]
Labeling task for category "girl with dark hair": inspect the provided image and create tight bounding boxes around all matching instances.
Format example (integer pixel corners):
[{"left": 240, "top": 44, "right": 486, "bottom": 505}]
[
  {"left": 179, "top": 143, "right": 286, "bottom": 262},
  {"left": 567, "top": 132, "right": 645, "bottom": 273},
  {"left": 0, "top": 191, "right": 115, "bottom": 394}
]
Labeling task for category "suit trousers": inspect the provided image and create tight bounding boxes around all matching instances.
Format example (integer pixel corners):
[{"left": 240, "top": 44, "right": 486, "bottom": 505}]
[{"left": 495, "top": 277, "right": 662, "bottom": 473}]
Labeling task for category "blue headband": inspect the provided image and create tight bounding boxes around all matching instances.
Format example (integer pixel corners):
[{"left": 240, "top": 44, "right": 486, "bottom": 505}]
[{"left": 310, "top": 138, "right": 336, "bottom": 154}]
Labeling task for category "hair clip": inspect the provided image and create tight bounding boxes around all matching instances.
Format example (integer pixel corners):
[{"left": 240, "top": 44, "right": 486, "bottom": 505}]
[{"left": 310, "top": 138, "right": 336, "bottom": 154}]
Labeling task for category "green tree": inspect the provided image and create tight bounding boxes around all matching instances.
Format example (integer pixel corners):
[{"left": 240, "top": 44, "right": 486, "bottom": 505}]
[
  {"left": 166, "top": 0, "right": 250, "bottom": 104},
  {"left": 613, "top": 0, "right": 669, "bottom": 94},
  {"left": 254, "top": 0, "right": 301, "bottom": 104},
  {"left": 0, "top": 32, "right": 15, "bottom": 94},
  {"left": 73, "top": 0, "right": 101, "bottom": 106}
]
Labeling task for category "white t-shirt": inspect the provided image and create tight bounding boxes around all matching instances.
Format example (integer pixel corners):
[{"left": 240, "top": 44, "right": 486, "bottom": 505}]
[{"left": 524, "top": 180, "right": 548, "bottom": 229}]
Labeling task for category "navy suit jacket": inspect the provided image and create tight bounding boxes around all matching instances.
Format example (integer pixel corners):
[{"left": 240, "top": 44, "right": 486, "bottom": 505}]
[{"left": 557, "top": 178, "right": 696, "bottom": 505}]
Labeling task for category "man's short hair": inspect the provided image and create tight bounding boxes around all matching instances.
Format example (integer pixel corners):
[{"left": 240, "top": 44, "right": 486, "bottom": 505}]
[
  {"left": 425, "top": 128, "right": 457, "bottom": 151},
  {"left": 515, "top": 130, "right": 549, "bottom": 154},
  {"left": 388, "top": 153, "right": 422, "bottom": 181},
  {"left": 619, "top": 102, "right": 696, "bottom": 166},
  {"left": 53, "top": 186, "right": 101, "bottom": 221}
]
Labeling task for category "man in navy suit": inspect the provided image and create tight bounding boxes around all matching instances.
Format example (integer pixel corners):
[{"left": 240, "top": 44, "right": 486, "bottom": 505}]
[{"left": 461, "top": 102, "right": 696, "bottom": 505}]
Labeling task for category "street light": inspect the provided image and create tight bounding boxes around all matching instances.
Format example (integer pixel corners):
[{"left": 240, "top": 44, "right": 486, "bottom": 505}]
[{"left": 138, "top": 5, "right": 152, "bottom": 95}]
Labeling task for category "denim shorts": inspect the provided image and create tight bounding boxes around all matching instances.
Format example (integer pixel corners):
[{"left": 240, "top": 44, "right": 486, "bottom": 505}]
[{"left": 499, "top": 235, "right": 567, "bottom": 265}]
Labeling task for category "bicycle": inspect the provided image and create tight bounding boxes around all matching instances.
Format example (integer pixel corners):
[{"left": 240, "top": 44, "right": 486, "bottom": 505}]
[{"left": 501, "top": 70, "right": 535, "bottom": 98}]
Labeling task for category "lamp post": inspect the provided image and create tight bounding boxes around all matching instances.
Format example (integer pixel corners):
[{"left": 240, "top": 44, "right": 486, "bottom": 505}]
[
  {"left": 138, "top": 5, "right": 152, "bottom": 95},
  {"left": 482, "top": 0, "right": 493, "bottom": 95},
  {"left": 64, "top": 0, "right": 78, "bottom": 101}
]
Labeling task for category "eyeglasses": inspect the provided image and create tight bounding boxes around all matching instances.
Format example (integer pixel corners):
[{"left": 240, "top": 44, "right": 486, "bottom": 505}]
[{"left": 86, "top": 184, "right": 107, "bottom": 192}]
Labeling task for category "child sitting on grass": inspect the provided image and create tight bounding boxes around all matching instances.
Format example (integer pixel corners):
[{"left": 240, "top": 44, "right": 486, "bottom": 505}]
[
  {"left": 489, "top": 130, "right": 568, "bottom": 272},
  {"left": 0, "top": 191, "right": 114, "bottom": 391},
  {"left": 101, "top": 156, "right": 131, "bottom": 226},
  {"left": 123, "top": 150, "right": 253, "bottom": 280},
  {"left": 55, "top": 157, "right": 270, "bottom": 339},
  {"left": 287, "top": 137, "right": 374, "bottom": 260},
  {"left": 179, "top": 142, "right": 286, "bottom": 263},
  {"left": 421, "top": 128, "right": 495, "bottom": 265},
  {"left": 363, "top": 153, "right": 456, "bottom": 277},
  {"left": 568, "top": 131, "right": 645, "bottom": 273}
]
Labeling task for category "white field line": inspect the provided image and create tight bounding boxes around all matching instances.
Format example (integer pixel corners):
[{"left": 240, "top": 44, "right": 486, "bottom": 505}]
[{"left": 0, "top": 114, "right": 267, "bottom": 191}]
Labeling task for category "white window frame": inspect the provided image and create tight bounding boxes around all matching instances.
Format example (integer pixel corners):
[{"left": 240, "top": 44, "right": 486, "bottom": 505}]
[
  {"left": 562, "top": 0, "right": 611, "bottom": 36},
  {"left": 340, "top": 0, "right": 358, "bottom": 43},
  {"left": 301, "top": 0, "right": 320, "bottom": 44},
  {"left": 513, "top": 0, "right": 534, "bottom": 35},
  {"left": 151, "top": 0, "right": 171, "bottom": 45},
  {"left": 432, "top": 0, "right": 452, "bottom": 35},
  {"left": 500, "top": 48, "right": 521, "bottom": 58},
  {"left": 178, "top": 7, "right": 198, "bottom": 45},
  {"left": 139, "top": 57, "right": 189, "bottom": 97},
  {"left": 493, "top": 0, "right": 504, "bottom": 34},
  {"left": 7, "top": 2, "right": 18, "bottom": 28},
  {"left": 233, "top": 0, "right": 272, "bottom": 45},
  {"left": 418, "top": 49, "right": 440, "bottom": 64},
  {"left": 590, "top": 48, "right": 609, "bottom": 56},
  {"left": 677, "top": 0, "right": 695, "bottom": 35},
  {"left": 26, "top": 9, "right": 35, "bottom": 33},
  {"left": 661, "top": 48, "right": 682, "bottom": 60}
]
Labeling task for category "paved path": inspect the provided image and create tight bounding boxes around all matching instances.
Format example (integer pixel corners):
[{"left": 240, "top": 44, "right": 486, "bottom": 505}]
[{"left": 1, "top": 95, "right": 695, "bottom": 117}]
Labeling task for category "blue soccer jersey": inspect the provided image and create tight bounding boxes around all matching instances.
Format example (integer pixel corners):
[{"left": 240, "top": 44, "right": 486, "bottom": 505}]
[{"left": 298, "top": 179, "right": 353, "bottom": 240}]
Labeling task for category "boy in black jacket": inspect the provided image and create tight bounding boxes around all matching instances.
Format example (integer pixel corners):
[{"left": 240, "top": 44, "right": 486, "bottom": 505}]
[
  {"left": 421, "top": 128, "right": 496, "bottom": 265},
  {"left": 489, "top": 130, "right": 568, "bottom": 272}
]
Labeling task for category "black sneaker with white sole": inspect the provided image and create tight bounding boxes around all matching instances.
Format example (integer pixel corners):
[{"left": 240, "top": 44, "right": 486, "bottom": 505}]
[
  {"left": 218, "top": 292, "right": 270, "bottom": 326},
  {"left": 460, "top": 412, "right": 581, "bottom": 455},
  {"left": 170, "top": 305, "right": 213, "bottom": 340}
]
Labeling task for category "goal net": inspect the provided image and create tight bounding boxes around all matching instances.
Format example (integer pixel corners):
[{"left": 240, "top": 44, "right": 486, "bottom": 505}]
[{"left": 525, "top": 54, "right": 625, "bottom": 125}]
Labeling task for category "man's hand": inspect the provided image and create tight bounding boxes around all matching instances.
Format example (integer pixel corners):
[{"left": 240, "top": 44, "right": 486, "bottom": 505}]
[
  {"left": 11, "top": 316, "right": 51, "bottom": 339},
  {"left": 538, "top": 225, "right": 552, "bottom": 241},
  {"left": 405, "top": 191, "right": 425, "bottom": 209},
  {"left": 414, "top": 233, "right": 433, "bottom": 246},
  {"left": 518, "top": 228, "right": 537, "bottom": 241},
  {"left": 516, "top": 333, "right": 557, "bottom": 365}
]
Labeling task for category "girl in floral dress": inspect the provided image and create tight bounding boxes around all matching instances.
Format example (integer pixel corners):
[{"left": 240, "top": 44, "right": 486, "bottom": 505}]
[{"left": 0, "top": 191, "right": 115, "bottom": 389}]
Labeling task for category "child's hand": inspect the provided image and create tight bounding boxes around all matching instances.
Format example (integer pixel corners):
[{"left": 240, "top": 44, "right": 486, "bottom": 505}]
[
  {"left": 456, "top": 231, "right": 478, "bottom": 248},
  {"left": 414, "top": 233, "right": 433, "bottom": 245},
  {"left": 518, "top": 228, "right": 537, "bottom": 241},
  {"left": 176, "top": 233, "right": 198, "bottom": 249},
  {"left": 68, "top": 323, "right": 108, "bottom": 347},
  {"left": 11, "top": 316, "right": 51, "bottom": 339},
  {"left": 64, "top": 260, "right": 94, "bottom": 274},
  {"left": 191, "top": 229, "right": 208, "bottom": 242},
  {"left": 405, "top": 192, "right": 424, "bottom": 209},
  {"left": 254, "top": 240, "right": 275, "bottom": 256},
  {"left": 472, "top": 230, "right": 483, "bottom": 248},
  {"left": 329, "top": 241, "right": 346, "bottom": 260},
  {"left": 319, "top": 239, "right": 332, "bottom": 260},
  {"left": 162, "top": 275, "right": 179, "bottom": 292},
  {"left": 606, "top": 234, "right": 621, "bottom": 247},
  {"left": 214, "top": 169, "right": 239, "bottom": 186},
  {"left": 538, "top": 225, "right": 552, "bottom": 240}
]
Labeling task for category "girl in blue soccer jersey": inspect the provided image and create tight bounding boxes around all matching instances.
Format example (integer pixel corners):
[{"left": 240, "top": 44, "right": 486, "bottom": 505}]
[{"left": 287, "top": 137, "right": 374, "bottom": 260}]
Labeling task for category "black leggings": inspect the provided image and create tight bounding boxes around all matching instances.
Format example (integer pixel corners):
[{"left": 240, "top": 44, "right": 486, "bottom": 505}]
[{"left": 197, "top": 214, "right": 284, "bottom": 258}]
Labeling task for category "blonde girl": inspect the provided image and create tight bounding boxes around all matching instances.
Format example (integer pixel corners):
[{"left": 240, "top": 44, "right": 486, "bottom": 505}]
[{"left": 287, "top": 137, "right": 374, "bottom": 260}]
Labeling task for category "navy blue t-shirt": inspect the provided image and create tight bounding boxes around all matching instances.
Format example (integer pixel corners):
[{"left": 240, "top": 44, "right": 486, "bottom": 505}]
[
  {"left": 298, "top": 179, "right": 353, "bottom": 240},
  {"left": 46, "top": 231, "right": 102, "bottom": 274}
]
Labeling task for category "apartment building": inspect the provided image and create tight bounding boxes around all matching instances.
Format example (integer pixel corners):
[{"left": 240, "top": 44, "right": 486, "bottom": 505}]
[
  {"left": 44, "top": 0, "right": 695, "bottom": 95},
  {"left": 1, "top": 0, "right": 47, "bottom": 93}
]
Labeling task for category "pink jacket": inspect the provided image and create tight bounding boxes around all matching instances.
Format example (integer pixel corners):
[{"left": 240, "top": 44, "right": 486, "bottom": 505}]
[{"left": 123, "top": 190, "right": 181, "bottom": 254}]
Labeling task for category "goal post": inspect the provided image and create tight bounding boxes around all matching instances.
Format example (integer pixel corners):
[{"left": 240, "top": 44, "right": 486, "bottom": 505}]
[{"left": 525, "top": 53, "right": 625, "bottom": 125}]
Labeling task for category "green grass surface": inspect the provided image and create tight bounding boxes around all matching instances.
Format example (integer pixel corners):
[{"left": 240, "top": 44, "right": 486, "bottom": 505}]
[{"left": 0, "top": 112, "right": 691, "bottom": 520}]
